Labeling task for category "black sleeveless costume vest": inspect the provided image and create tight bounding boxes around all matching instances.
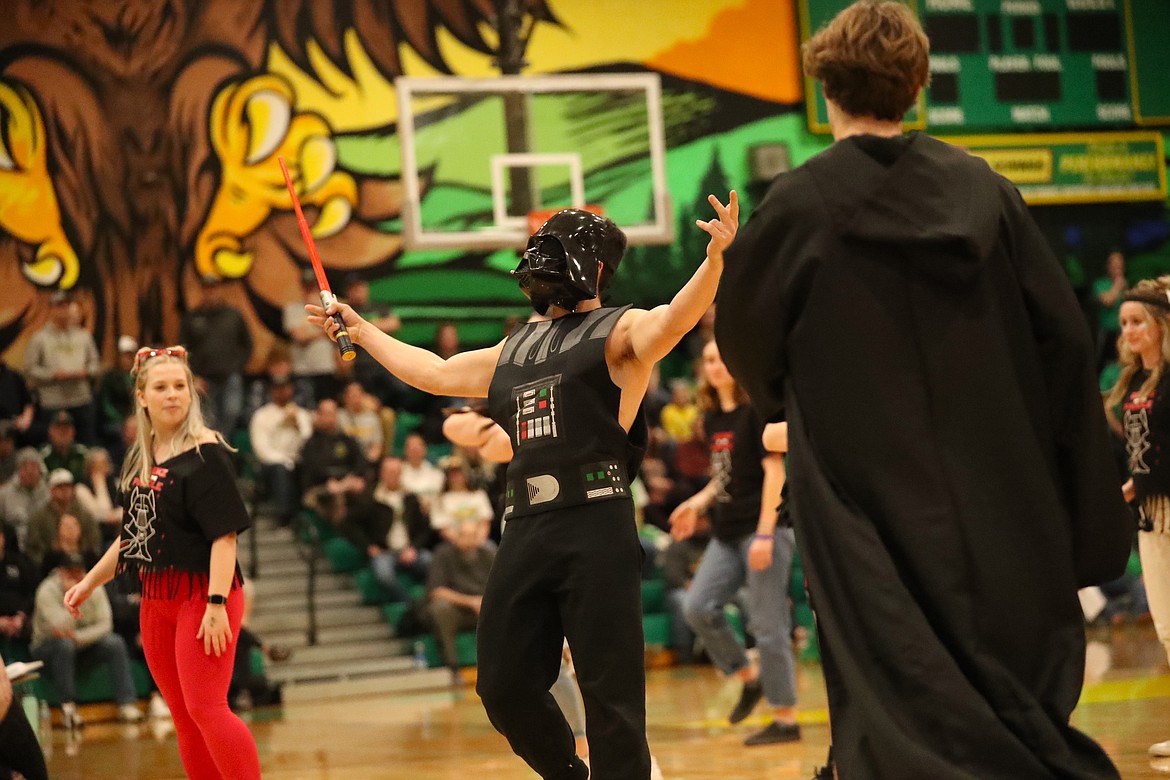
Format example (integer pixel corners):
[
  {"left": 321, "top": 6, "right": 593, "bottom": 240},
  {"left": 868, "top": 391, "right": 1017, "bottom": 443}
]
[{"left": 487, "top": 305, "right": 647, "bottom": 520}]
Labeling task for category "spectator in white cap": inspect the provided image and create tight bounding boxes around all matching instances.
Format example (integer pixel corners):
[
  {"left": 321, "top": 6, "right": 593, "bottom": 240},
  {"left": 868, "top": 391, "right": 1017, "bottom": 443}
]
[
  {"left": 0, "top": 448, "right": 47, "bottom": 550},
  {"left": 24, "top": 469, "right": 100, "bottom": 570},
  {"left": 98, "top": 336, "right": 139, "bottom": 450}
]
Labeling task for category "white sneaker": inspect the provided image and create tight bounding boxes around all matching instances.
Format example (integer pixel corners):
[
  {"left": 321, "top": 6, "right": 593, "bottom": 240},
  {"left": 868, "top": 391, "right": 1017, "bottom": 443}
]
[
  {"left": 148, "top": 692, "right": 171, "bottom": 719},
  {"left": 1150, "top": 739, "right": 1170, "bottom": 757},
  {"left": 60, "top": 702, "right": 84, "bottom": 730},
  {"left": 118, "top": 703, "right": 144, "bottom": 723}
]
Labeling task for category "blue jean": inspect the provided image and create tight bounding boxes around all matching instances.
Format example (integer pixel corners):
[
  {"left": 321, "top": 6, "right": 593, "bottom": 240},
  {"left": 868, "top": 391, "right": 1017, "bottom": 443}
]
[
  {"left": 665, "top": 588, "right": 697, "bottom": 660},
  {"left": 370, "top": 548, "right": 433, "bottom": 602},
  {"left": 33, "top": 634, "right": 137, "bottom": 705},
  {"left": 683, "top": 528, "right": 797, "bottom": 707},
  {"left": 259, "top": 463, "right": 299, "bottom": 523}
]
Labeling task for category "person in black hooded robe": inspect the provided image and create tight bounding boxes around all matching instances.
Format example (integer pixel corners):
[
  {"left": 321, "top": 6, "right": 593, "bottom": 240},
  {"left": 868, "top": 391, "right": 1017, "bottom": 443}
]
[{"left": 714, "top": 2, "right": 1132, "bottom": 778}]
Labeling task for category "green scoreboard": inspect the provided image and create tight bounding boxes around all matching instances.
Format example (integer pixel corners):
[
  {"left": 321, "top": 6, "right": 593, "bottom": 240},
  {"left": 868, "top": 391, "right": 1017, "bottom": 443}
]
[{"left": 799, "top": 0, "right": 1170, "bottom": 133}]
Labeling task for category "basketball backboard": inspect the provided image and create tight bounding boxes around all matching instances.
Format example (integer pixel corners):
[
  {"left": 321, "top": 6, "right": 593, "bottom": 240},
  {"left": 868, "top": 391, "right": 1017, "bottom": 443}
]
[{"left": 396, "top": 73, "right": 672, "bottom": 250}]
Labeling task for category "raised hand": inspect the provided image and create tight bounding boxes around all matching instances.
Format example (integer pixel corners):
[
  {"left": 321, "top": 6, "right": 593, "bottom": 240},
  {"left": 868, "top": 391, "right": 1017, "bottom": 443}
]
[{"left": 695, "top": 190, "right": 740, "bottom": 264}]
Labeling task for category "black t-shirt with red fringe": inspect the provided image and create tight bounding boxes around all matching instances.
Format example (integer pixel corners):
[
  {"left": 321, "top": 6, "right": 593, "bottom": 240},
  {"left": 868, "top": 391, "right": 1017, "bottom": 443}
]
[{"left": 116, "top": 442, "right": 251, "bottom": 599}]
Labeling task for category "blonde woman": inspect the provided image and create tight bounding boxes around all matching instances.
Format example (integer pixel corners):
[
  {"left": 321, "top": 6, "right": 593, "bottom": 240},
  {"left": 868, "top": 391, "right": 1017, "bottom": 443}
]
[
  {"left": 1105, "top": 278, "right": 1170, "bottom": 757},
  {"left": 63, "top": 346, "right": 259, "bottom": 779}
]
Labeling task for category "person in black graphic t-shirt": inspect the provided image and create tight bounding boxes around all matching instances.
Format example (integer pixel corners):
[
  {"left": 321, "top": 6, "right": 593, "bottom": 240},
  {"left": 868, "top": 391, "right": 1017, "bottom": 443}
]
[
  {"left": 1105, "top": 278, "right": 1170, "bottom": 757},
  {"left": 63, "top": 346, "right": 259, "bottom": 779},
  {"left": 669, "top": 339, "right": 798, "bottom": 746},
  {"left": 310, "top": 196, "right": 738, "bottom": 780}
]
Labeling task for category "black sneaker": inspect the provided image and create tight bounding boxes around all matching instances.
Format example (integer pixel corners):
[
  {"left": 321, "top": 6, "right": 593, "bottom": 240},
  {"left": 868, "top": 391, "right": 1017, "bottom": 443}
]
[
  {"left": 728, "top": 680, "right": 764, "bottom": 724},
  {"left": 744, "top": 720, "right": 801, "bottom": 746},
  {"left": 812, "top": 745, "right": 835, "bottom": 778}
]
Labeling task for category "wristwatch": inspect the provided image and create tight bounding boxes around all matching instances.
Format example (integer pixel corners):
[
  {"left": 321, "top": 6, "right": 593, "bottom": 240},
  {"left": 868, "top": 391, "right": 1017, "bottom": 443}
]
[{"left": 207, "top": 594, "right": 227, "bottom": 606}]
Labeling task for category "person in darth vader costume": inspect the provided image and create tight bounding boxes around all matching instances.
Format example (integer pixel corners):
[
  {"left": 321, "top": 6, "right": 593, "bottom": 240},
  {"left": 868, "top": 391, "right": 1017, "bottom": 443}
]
[
  {"left": 715, "top": 2, "right": 1132, "bottom": 778},
  {"left": 310, "top": 196, "right": 738, "bottom": 780}
]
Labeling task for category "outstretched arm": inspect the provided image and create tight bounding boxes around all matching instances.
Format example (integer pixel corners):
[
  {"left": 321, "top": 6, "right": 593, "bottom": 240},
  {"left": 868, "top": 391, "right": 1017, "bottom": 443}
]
[
  {"left": 613, "top": 192, "right": 738, "bottom": 367},
  {"left": 308, "top": 302, "right": 504, "bottom": 398}
]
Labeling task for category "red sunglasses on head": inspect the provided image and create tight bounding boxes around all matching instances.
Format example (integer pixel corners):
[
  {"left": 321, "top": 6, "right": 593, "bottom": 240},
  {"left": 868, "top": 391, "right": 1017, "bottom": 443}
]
[{"left": 134, "top": 347, "right": 188, "bottom": 373}]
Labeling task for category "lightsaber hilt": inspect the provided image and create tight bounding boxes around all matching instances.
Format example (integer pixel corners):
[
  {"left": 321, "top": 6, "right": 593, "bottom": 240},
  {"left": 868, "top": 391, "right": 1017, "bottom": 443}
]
[{"left": 320, "top": 290, "right": 356, "bottom": 361}]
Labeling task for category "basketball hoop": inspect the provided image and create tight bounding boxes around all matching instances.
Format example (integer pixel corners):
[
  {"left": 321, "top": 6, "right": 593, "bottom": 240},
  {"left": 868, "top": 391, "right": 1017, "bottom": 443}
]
[{"left": 527, "top": 204, "right": 604, "bottom": 235}]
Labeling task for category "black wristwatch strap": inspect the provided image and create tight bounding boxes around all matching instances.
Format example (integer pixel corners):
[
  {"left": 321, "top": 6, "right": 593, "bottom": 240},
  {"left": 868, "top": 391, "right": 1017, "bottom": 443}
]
[{"left": 207, "top": 594, "right": 227, "bottom": 606}]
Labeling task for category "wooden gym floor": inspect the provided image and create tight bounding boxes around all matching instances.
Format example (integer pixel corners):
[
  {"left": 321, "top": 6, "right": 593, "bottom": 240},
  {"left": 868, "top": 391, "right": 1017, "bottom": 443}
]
[{"left": 40, "top": 622, "right": 1170, "bottom": 779}]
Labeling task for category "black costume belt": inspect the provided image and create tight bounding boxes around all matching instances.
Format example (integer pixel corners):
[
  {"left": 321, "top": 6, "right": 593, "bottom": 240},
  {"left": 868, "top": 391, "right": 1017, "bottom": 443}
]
[{"left": 503, "top": 460, "right": 631, "bottom": 519}]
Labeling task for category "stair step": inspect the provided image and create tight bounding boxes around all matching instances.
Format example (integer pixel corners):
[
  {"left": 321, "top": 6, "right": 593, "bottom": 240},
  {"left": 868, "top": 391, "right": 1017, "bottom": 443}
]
[
  {"left": 268, "top": 655, "right": 416, "bottom": 684},
  {"left": 263, "top": 622, "right": 394, "bottom": 648},
  {"left": 238, "top": 544, "right": 305, "bottom": 566},
  {"left": 279, "top": 668, "right": 452, "bottom": 703},
  {"left": 249, "top": 605, "right": 386, "bottom": 635},
  {"left": 278, "top": 638, "right": 407, "bottom": 665},
  {"left": 247, "top": 559, "right": 312, "bottom": 579},
  {"left": 260, "top": 588, "right": 361, "bottom": 613},
  {"left": 250, "top": 572, "right": 353, "bottom": 597},
  {"left": 249, "top": 523, "right": 297, "bottom": 542}
]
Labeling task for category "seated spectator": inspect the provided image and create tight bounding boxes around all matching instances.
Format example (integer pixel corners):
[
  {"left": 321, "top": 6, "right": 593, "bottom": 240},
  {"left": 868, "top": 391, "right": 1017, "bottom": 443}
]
[
  {"left": 300, "top": 399, "right": 368, "bottom": 524},
  {"left": 39, "top": 411, "right": 88, "bottom": 484},
  {"left": 401, "top": 432, "right": 443, "bottom": 518},
  {"left": 0, "top": 448, "right": 47, "bottom": 550},
  {"left": 249, "top": 374, "right": 312, "bottom": 526},
  {"left": 74, "top": 447, "right": 122, "bottom": 545},
  {"left": 0, "top": 422, "right": 16, "bottom": 484},
  {"left": 430, "top": 459, "right": 493, "bottom": 545},
  {"left": 0, "top": 526, "right": 36, "bottom": 646},
  {"left": 339, "top": 381, "right": 385, "bottom": 464},
  {"left": 31, "top": 553, "right": 143, "bottom": 727},
  {"left": 96, "top": 336, "right": 137, "bottom": 450},
  {"left": 373, "top": 457, "right": 438, "bottom": 599},
  {"left": 38, "top": 513, "right": 101, "bottom": 581},
  {"left": 242, "top": 347, "right": 294, "bottom": 424},
  {"left": 660, "top": 379, "right": 700, "bottom": 444},
  {"left": 426, "top": 522, "right": 495, "bottom": 679},
  {"left": 24, "top": 469, "right": 100, "bottom": 571}
]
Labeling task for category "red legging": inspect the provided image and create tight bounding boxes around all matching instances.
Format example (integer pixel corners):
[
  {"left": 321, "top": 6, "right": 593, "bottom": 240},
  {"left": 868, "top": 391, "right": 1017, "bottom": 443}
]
[{"left": 140, "top": 593, "right": 261, "bottom": 779}]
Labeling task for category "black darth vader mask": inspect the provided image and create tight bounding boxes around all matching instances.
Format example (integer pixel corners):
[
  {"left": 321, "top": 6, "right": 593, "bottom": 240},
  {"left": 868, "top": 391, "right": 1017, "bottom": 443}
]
[{"left": 512, "top": 210, "right": 627, "bottom": 315}]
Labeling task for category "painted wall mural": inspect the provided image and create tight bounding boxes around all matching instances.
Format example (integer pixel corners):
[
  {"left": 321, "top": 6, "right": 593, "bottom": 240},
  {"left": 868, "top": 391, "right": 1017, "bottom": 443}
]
[{"left": 0, "top": 0, "right": 816, "bottom": 368}]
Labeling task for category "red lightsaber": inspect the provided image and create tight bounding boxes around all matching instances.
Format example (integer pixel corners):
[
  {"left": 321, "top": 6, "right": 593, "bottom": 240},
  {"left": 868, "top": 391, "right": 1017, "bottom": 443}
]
[{"left": 277, "top": 156, "right": 356, "bottom": 361}]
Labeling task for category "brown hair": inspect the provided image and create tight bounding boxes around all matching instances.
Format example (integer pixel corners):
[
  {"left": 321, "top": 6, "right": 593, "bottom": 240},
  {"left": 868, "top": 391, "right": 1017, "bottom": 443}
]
[
  {"left": 696, "top": 339, "right": 750, "bottom": 413},
  {"left": 802, "top": 0, "right": 929, "bottom": 121}
]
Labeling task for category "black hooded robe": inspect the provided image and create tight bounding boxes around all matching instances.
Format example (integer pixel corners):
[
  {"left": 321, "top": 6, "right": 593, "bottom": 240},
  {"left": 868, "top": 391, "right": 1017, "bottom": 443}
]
[{"left": 715, "top": 133, "right": 1132, "bottom": 779}]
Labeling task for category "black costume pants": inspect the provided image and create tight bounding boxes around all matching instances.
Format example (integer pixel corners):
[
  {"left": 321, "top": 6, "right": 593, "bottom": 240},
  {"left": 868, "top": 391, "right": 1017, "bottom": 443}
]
[
  {"left": 476, "top": 501, "right": 650, "bottom": 780},
  {"left": 0, "top": 696, "right": 47, "bottom": 780}
]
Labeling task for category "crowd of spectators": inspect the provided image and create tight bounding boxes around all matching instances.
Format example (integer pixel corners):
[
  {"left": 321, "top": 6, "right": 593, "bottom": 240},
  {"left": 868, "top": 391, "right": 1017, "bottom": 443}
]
[{"left": 0, "top": 254, "right": 1152, "bottom": 707}]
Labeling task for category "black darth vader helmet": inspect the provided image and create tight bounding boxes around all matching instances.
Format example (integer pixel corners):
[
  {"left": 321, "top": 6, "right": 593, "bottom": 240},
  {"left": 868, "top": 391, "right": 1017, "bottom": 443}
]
[{"left": 512, "top": 209, "right": 627, "bottom": 315}]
